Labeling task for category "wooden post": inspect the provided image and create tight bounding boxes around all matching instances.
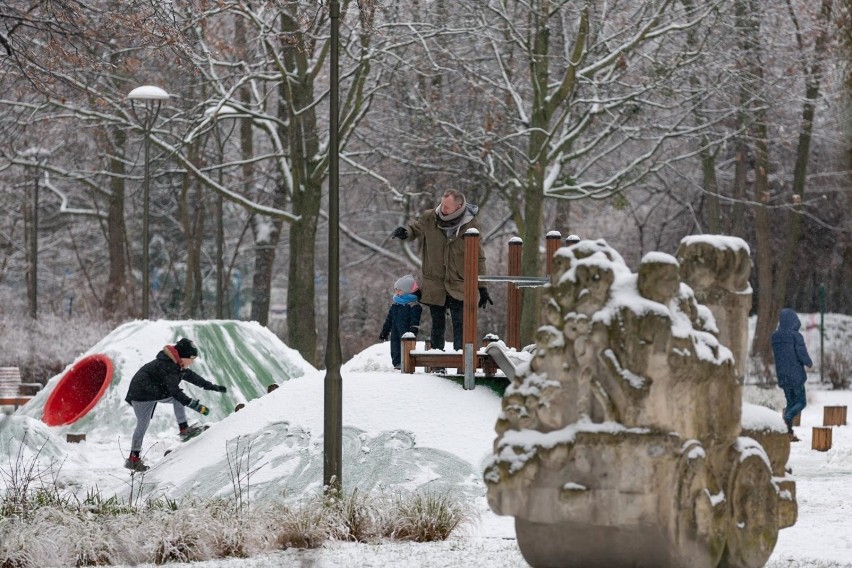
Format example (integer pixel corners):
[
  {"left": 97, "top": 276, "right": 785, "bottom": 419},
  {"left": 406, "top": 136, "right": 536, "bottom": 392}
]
[
  {"left": 545, "top": 231, "right": 562, "bottom": 276},
  {"left": 812, "top": 427, "right": 832, "bottom": 451},
  {"left": 402, "top": 336, "right": 416, "bottom": 374},
  {"left": 482, "top": 334, "right": 499, "bottom": 377},
  {"left": 823, "top": 406, "right": 847, "bottom": 427},
  {"left": 463, "top": 229, "right": 480, "bottom": 378},
  {"left": 507, "top": 238, "right": 522, "bottom": 350}
]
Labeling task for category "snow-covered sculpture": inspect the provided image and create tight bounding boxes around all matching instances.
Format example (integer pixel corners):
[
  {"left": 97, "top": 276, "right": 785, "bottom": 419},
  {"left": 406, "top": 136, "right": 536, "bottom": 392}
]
[{"left": 485, "top": 237, "right": 795, "bottom": 568}]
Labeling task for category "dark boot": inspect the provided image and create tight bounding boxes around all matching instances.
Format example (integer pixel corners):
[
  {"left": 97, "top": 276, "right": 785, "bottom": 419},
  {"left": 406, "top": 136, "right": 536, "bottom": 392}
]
[{"left": 124, "top": 455, "right": 150, "bottom": 472}]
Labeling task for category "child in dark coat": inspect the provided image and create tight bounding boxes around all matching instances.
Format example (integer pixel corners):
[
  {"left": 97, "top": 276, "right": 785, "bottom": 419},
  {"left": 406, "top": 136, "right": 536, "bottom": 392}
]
[
  {"left": 124, "top": 338, "right": 228, "bottom": 471},
  {"left": 771, "top": 308, "right": 813, "bottom": 442},
  {"left": 380, "top": 275, "right": 423, "bottom": 370}
]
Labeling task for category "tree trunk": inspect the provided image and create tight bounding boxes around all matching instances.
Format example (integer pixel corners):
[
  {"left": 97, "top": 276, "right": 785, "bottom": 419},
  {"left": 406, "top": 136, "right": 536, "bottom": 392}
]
[
  {"left": 181, "top": 139, "right": 206, "bottom": 318},
  {"left": 250, "top": 218, "right": 282, "bottom": 326},
  {"left": 286, "top": 203, "right": 319, "bottom": 366},
  {"left": 742, "top": 0, "right": 776, "bottom": 373},
  {"left": 275, "top": 13, "right": 317, "bottom": 364},
  {"left": 102, "top": 128, "right": 130, "bottom": 318},
  {"left": 519, "top": 0, "right": 557, "bottom": 346},
  {"left": 730, "top": 143, "right": 748, "bottom": 238},
  {"left": 770, "top": 0, "right": 832, "bottom": 312}
]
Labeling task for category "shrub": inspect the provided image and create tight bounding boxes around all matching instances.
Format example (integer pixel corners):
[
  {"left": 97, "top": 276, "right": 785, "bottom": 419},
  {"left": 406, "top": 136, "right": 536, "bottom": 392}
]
[
  {"left": 822, "top": 350, "right": 851, "bottom": 390},
  {"left": 140, "top": 507, "right": 217, "bottom": 564},
  {"left": 322, "top": 488, "right": 380, "bottom": 543},
  {"left": 386, "top": 490, "right": 476, "bottom": 542},
  {"left": 272, "top": 500, "right": 330, "bottom": 550}
]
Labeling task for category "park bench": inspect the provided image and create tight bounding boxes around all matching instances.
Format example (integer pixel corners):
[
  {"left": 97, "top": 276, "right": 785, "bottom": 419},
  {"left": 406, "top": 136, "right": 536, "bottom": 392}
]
[{"left": 0, "top": 366, "right": 41, "bottom": 409}]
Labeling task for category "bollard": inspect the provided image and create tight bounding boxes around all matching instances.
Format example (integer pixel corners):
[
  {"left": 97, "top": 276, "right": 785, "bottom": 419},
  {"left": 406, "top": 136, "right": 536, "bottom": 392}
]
[
  {"left": 812, "top": 427, "right": 832, "bottom": 452},
  {"left": 823, "top": 406, "right": 847, "bottom": 427}
]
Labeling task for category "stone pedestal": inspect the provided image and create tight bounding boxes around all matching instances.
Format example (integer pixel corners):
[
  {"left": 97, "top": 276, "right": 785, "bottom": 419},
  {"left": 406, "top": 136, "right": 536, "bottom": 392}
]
[{"left": 485, "top": 237, "right": 794, "bottom": 568}]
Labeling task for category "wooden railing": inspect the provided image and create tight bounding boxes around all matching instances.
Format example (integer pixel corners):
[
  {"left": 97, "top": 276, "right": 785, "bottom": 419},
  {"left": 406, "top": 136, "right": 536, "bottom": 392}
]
[{"left": 400, "top": 230, "right": 563, "bottom": 388}]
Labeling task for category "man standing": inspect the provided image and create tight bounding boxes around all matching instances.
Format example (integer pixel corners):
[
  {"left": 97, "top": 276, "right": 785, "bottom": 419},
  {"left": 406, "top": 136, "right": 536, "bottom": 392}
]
[
  {"left": 771, "top": 308, "right": 813, "bottom": 442},
  {"left": 124, "top": 337, "right": 227, "bottom": 471},
  {"left": 392, "top": 189, "right": 491, "bottom": 360}
]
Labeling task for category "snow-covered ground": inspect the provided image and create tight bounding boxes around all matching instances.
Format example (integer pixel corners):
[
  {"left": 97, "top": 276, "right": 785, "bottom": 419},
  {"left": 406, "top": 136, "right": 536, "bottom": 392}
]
[{"left": 2, "top": 321, "right": 851, "bottom": 567}]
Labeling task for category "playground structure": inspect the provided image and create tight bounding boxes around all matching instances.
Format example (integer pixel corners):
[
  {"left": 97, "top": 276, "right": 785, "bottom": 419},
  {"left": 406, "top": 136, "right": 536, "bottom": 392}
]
[
  {"left": 484, "top": 236, "right": 796, "bottom": 568},
  {"left": 42, "top": 354, "right": 114, "bottom": 426},
  {"left": 16, "top": 319, "right": 315, "bottom": 439},
  {"left": 401, "top": 229, "right": 565, "bottom": 387}
]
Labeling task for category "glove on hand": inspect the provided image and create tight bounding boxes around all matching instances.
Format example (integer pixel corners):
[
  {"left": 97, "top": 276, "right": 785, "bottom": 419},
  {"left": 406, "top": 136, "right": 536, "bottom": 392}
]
[
  {"left": 478, "top": 287, "right": 494, "bottom": 309},
  {"left": 391, "top": 226, "right": 408, "bottom": 240},
  {"left": 379, "top": 331, "right": 389, "bottom": 341},
  {"left": 409, "top": 325, "right": 419, "bottom": 336},
  {"left": 211, "top": 384, "right": 227, "bottom": 393},
  {"left": 188, "top": 399, "right": 210, "bottom": 416}
]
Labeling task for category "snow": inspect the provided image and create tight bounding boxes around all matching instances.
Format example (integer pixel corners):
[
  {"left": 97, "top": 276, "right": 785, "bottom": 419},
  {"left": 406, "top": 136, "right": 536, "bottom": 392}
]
[
  {"left": 680, "top": 234, "right": 751, "bottom": 255},
  {"left": 127, "top": 85, "right": 170, "bottom": 100},
  {"left": 2, "top": 320, "right": 852, "bottom": 567}
]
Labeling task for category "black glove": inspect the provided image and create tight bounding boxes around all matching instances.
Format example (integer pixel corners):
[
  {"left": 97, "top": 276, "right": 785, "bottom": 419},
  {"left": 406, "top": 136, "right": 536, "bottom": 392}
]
[
  {"left": 211, "top": 384, "right": 227, "bottom": 393},
  {"left": 391, "top": 226, "right": 408, "bottom": 240},
  {"left": 408, "top": 325, "right": 419, "bottom": 336},
  {"left": 188, "top": 399, "right": 210, "bottom": 416},
  {"left": 379, "top": 331, "right": 389, "bottom": 341},
  {"left": 478, "top": 287, "right": 493, "bottom": 309}
]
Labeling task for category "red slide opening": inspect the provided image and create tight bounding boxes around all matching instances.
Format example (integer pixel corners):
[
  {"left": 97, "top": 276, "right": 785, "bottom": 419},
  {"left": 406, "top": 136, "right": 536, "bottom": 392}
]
[{"left": 43, "top": 354, "right": 114, "bottom": 427}]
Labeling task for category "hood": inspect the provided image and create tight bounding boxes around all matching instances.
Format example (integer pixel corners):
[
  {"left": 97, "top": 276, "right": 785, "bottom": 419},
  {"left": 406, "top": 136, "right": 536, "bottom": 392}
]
[{"left": 778, "top": 308, "right": 801, "bottom": 332}]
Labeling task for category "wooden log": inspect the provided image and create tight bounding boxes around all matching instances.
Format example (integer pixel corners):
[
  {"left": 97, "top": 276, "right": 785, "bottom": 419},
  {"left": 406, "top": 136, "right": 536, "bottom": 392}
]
[
  {"left": 66, "top": 433, "right": 86, "bottom": 443},
  {"left": 812, "top": 427, "right": 832, "bottom": 452},
  {"left": 823, "top": 405, "right": 847, "bottom": 427}
]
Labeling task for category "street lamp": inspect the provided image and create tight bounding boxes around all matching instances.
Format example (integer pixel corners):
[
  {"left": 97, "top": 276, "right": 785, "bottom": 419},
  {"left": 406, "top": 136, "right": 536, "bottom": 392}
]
[
  {"left": 128, "top": 85, "right": 170, "bottom": 319},
  {"left": 203, "top": 105, "right": 238, "bottom": 319},
  {"left": 324, "top": 0, "right": 342, "bottom": 493}
]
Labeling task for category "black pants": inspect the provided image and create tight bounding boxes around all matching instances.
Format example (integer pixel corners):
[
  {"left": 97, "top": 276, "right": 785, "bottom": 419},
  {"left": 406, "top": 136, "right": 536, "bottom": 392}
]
[{"left": 428, "top": 296, "right": 464, "bottom": 351}]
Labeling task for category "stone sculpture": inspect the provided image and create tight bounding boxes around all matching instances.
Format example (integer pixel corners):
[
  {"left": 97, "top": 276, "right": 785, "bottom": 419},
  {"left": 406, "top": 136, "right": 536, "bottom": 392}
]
[{"left": 484, "top": 237, "right": 795, "bottom": 568}]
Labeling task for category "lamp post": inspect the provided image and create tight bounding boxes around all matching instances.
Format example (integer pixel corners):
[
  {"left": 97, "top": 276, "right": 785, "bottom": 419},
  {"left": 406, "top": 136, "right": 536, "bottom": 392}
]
[
  {"left": 128, "top": 85, "right": 170, "bottom": 319},
  {"left": 203, "top": 105, "right": 238, "bottom": 319},
  {"left": 324, "top": 0, "right": 343, "bottom": 493}
]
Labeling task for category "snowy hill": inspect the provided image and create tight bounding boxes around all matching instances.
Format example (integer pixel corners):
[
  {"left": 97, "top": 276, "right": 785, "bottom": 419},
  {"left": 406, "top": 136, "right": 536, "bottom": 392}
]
[
  {"left": 15, "top": 319, "right": 316, "bottom": 441},
  {"left": 1, "top": 317, "right": 851, "bottom": 566}
]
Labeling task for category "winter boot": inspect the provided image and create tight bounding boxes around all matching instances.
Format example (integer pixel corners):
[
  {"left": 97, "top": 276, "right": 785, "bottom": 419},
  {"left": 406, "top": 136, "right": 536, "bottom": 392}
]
[
  {"left": 788, "top": 431, "right": 801, "bottom": 442},
  {"left": 124, "top": 455, "right": 150, "bottom": 472},
  {"left": 179, "top": 423, "right": 204, "bottom": 442}
]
